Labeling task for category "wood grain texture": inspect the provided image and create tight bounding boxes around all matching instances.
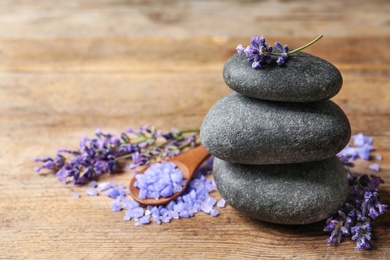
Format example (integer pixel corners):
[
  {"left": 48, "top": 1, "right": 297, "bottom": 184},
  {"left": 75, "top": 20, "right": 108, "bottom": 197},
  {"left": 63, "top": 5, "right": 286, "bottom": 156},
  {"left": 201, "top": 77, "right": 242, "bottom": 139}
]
[{"left": 0, "top": 0, "right": 389, "bottom": 259}]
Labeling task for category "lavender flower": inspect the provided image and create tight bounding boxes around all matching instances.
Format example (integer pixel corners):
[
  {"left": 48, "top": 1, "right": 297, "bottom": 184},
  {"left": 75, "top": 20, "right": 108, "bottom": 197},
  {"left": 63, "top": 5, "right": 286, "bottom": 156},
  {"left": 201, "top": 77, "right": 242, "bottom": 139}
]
[
  {"left": 351, "top": 222, "right": 372, "bottom": 250},
  {"left": 34, "top": 126, "right": 200, "bottom": 185},
  {"left": 236, "top": 35, "right": 323, "bottom": 69},
  {"left": 325, "top": 134, "right": 387, "bottom": 250},
  {"left": 275, "top": 42, "right": 289, "bottom": 65}
]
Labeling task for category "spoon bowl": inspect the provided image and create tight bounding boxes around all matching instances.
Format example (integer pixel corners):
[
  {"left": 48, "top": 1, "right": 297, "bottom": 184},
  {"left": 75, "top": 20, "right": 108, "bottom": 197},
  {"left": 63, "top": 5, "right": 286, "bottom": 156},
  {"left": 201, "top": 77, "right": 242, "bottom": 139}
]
[{"left": 129, "top": 144, "right": 210, "bottom": 206}]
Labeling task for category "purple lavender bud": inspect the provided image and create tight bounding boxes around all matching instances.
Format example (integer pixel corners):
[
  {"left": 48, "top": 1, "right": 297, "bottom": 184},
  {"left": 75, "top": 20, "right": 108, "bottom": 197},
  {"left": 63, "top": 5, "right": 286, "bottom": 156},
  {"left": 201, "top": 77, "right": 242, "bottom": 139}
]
[
  {"left": 276, "top": 56, "right": 285, "bottom": 66},
  {"left": 283, "top": 45, "right": 289, "bottom": 53},
  {"left": 139, "top": 125, "right": 149, "bottom": 132},
  {"left": 236, "top": 44, "right": 245, "bottom": 54},
  {"left": 275, "top": 42, "right": 283, "bottom": 51},
  {"left": 252, "top": 61, "right": 261, "bottom": 69},
  {"left": 375, "top": 201, "right": 388, "bottom": 214}
]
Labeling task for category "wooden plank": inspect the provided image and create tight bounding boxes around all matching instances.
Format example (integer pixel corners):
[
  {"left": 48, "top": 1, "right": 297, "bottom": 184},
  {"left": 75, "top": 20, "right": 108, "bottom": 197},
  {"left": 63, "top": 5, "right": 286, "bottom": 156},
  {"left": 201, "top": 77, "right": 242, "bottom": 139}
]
[
  {"left": 0, "top": 0, "right": 388, "bottom": 39},
  {"left": 1, "top": 37, "right": 390, "bottom": 72},
  {"left": 0, "top": 0, "right": 389, "bottom": 258}
]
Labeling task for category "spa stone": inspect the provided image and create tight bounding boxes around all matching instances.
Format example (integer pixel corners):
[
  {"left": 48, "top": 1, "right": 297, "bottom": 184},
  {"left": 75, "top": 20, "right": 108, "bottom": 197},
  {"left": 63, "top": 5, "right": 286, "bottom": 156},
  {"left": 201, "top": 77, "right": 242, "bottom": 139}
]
[
  {"left": 223, "top": 52, "right": 343, "bottom": 102},
  {"left": 200, "top": 92, "right": 351, "bottom": 164},
  {"left": 213, "top": 156, "right": 348, "bottom": 225}
]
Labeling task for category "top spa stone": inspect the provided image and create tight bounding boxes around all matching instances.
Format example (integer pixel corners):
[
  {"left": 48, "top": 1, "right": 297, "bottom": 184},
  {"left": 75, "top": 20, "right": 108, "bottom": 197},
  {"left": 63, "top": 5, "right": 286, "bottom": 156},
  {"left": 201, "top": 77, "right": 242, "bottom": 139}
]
[{"left": 223, "top": 52, "right": 343, "bottom": 102}]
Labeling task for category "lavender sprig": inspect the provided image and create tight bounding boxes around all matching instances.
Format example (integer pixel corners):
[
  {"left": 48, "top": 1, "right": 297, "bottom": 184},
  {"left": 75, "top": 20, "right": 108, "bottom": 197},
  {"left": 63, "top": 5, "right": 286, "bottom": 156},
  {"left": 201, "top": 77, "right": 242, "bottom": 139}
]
[
  {"left": 236, "top": 35, "right": 323, "bottom": 69},
  {"left": 34, "top": 126, "right": 200, "bottom": 185},
  {"left": 325, "top": 133, "right": 387, "bottom": 250}
]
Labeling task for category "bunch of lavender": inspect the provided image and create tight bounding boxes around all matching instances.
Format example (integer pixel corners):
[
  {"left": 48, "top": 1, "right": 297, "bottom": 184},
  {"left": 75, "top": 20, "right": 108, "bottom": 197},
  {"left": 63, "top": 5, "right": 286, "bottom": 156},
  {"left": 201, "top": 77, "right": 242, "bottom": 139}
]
[
  {"left": 236, "top": 35, "right": 323, "bottom": 69},
  {"left": 325, "top": 133, "right": 387, "bottom": 250},
  {"left": 34, "top": 126, "right": 199, "bottom": 185}
]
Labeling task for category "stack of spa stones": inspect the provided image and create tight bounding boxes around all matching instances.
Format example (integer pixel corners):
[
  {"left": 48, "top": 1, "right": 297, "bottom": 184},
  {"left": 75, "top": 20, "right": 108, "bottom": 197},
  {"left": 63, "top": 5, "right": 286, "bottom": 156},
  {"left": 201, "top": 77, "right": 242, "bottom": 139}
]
[{"left": 200, "top": 52, "right": 351, "bottom": 224}]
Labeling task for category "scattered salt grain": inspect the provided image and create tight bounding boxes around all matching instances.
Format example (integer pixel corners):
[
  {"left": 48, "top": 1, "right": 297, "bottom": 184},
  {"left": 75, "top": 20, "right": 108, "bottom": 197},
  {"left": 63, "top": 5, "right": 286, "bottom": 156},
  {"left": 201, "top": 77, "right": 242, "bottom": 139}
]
[
  {"left": 352, "top": 133, "right": 373, "bottom": 147},
  {"left": 72, "top": 192, "right": 80, "bottom": 198},
  {"left": 97, "top": 182, "right": 112, "bottom": 192},
  {"left": 85, "top": 188, "right": 99, "bottom": 196},
  {"left": 125, "top": 207, "right": 144, "bottom": 220},
  {"left": 369, "top": 163, "right": 380, "bottom": 172},
  {"left": 85, "top": 159, "right": 222, "bottom": 226},
  {"left": 201, "top": 197, "right": 216, "bottom": 214},
  {"left": 90, "top": 181, "right": 97, "bottom": 188},
  {"left": 139, "top": 215, "right": 151, "bottom": 225},
  {"left": 111, "top": 200, "right": 122, "bottom": 212},
  {"left": 217, "top": 198, "right": 226, "bottom": 208},
  {"left": 210, "top": 208, "right": 219, "bottom": 217},
  {"left": 104, "top": 188, "right": 121, "bottom": 199},
  {"left": 376, "top": 153, "right": 382, "bottom": 161},
  {"left": 123, "top": 199, "right": 140, "bottom": 210}
]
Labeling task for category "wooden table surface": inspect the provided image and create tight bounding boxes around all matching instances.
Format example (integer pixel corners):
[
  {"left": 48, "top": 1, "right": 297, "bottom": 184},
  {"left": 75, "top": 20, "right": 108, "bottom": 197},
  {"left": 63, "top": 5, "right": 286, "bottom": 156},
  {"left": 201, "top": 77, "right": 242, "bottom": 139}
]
[{"left": 1, "top": 0, "right": 389, "bottom": 259}]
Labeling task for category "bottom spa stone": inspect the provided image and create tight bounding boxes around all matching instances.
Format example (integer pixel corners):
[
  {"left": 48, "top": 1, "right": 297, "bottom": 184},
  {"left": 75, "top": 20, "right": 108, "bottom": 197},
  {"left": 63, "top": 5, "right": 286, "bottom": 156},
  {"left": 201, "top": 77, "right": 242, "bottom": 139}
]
[{"left": 213, "top": 156, "right": 348, "bottom": 225}]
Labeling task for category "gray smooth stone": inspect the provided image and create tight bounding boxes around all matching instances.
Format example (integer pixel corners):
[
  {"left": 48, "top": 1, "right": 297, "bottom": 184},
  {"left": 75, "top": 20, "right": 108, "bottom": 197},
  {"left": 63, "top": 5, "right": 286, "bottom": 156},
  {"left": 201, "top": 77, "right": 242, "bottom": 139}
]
[
  {"left": 213, "top": 156, "right": 348, "bottom": 225},
  {"left": 223, "top": 52, "right": 343, "bottom": 102},
  {"left": 200, "top": 93, "right": 351, "bottom": 164}
]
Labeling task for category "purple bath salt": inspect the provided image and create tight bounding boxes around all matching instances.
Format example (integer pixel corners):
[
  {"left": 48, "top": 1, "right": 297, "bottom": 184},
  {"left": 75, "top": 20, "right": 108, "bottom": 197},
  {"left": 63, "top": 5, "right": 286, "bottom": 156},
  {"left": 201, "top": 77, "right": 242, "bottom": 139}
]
[
  {"left": 104, "top": 188, "right": 121, "bottom": 199},
  {"left": 201, "top": 197, "right": 216, "bottom": 214},
  {"left": 107, "top": 160, "right": 221, "bottom": 226},
  {"left": 217, "top": 198, "right": 226, "bottom": 208},
  {"left": 97, "top": 182, "right": 112, "bottom": 192},
  {"left": 369, "top": 163, "right": 380, "bottom": 172},
  {"left": 111, "top": 200, "right": 122, "bottom": 212},
  {"left": 209, "top": 208, "right": 219, "bottom": 217},
  {"left": 85, "top": 188, "right": 99, "bottom": 196},
  {"left": 72, "top": 192, "right": 80, "bottom": 198},
  {"left": 134, "top": 161, "right": 186, "bottom": 200}
]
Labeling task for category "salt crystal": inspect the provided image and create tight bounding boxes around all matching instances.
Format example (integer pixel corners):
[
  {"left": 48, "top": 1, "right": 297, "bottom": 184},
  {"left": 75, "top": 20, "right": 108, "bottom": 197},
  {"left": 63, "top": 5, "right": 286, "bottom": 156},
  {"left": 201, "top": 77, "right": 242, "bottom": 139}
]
[
  {"left": 161, "top": 212, "right": 171, "bottom": 223},
  {"left": 111, "top": 201, "right": 121, "bottom": 212},
  {"left": 217, "top": 198, "right": 226, "bottom": 208},
  {"left": 72, "top": 192, "right": 80, "bottom": 198},
  {"left": 90, "top": 181, "right": 97, "bottom": 188},
  {"left": 356, "top": 144, "right": 373, "bottom": 160},
  {"left": 210, "top": 209, "right": 219, "bottom": 217},
  {"left": 104, "top": 188, "right": 121, "bottom": 199},
  {"left": 376, "top": 153, "right": 383, "bottom": 160},
  {"left": 369, "top": 163, "right": 380, "bottom": 172},
  {"left": 123, "top": 199, "right": 140, "bottom": 210},
  {"left": 139, "top": 215, "right": 151, "bottom": 225},
  {"left": 97, "top": 182, "right": 111, "bottom": 191},
  {"left": 126, "top": 207, "right": 144, "bottom": 219},
  {"left": 352, "top": 133, "right": 373, "bottom": 147},
  {"left": 85, "top": 188, "right": 99, "bottom": 196},
  {"left": 179, "top": 210, "right": 189, "bottom": 218},
  {"left": 166, "top": 201, "right": 175, "bottom": 211},
  {"left": 201, "top": 201, "right": 213, "bottom": 213},
  {"left": 170, "top": 210, "right": 179, "bottom": 219},
  {"left": 201, "top": 196, "right": 216, "bottom": 213}
]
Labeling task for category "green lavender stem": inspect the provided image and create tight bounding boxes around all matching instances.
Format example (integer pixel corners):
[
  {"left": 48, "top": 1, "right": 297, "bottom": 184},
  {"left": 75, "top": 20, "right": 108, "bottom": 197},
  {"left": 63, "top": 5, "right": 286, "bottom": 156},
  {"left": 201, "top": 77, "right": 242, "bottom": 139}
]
[
  {"left": 290, "top": 35, "right": 323, "bottom": 54},
  {"left": 271, "top": 35, "right": 323, "bottom": 56}
]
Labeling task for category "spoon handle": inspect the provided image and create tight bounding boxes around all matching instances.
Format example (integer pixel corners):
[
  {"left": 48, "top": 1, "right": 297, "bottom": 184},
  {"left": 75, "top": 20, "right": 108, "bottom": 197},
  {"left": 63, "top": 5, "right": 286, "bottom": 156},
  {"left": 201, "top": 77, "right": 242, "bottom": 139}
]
[{"left": 167, "top": 144, "right": 210, "bottom": 174}]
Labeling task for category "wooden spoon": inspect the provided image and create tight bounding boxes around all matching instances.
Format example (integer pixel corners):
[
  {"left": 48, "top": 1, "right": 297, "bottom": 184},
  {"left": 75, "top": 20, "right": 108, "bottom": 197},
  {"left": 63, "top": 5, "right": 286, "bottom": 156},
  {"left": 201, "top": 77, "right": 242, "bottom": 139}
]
[{"left": 129, "top": 144, "right": 210, "bottom": 206}]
